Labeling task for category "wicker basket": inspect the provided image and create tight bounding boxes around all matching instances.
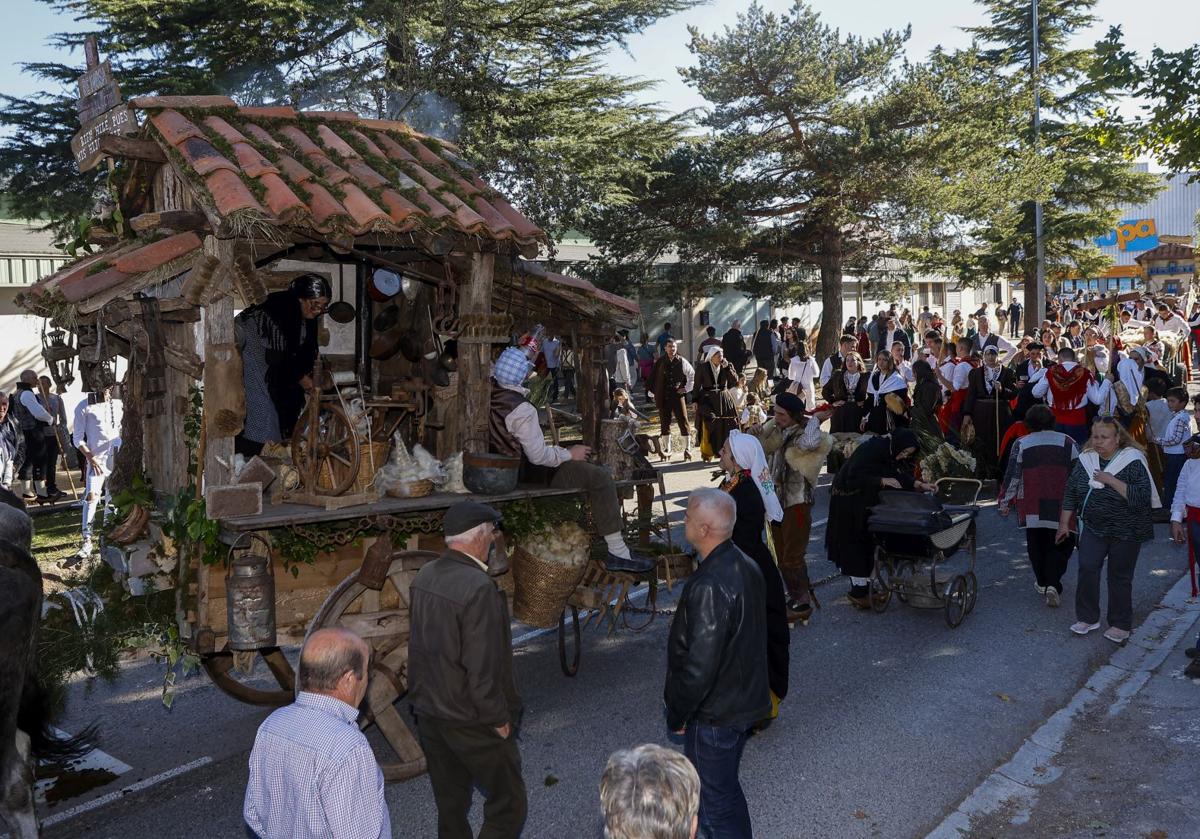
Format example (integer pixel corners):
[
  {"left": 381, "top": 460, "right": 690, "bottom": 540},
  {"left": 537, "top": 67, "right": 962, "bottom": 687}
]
[
  {"left": 319, "top": 440, "right": 390, "bottom": 494},
  {"left": 511, "top": 545, "right": 588, "bottom": 628},
  {"left": 386, "top": 478, "right": 434, "bottom": 498}
]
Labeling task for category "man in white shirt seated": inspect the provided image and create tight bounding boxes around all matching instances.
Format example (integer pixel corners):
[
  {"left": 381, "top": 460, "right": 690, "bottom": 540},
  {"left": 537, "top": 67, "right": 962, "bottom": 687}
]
[{"left": 490, "top": 346, "right": 653, "bottom": 574}]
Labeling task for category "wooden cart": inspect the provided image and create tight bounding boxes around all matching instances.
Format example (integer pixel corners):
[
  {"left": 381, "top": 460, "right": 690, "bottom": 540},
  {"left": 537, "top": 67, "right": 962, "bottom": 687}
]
[{"left": 24, "top": 96, "right": 654, "bottom": 783}]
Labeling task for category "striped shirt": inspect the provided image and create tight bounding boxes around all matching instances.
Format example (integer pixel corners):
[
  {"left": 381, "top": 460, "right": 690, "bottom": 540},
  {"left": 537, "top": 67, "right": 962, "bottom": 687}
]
[
  {"left": 1062, "top": 454, "right": 1154, "bottom": 543},
  {"left": 244, "top": 691, "right": 390, "bottom": 839}
]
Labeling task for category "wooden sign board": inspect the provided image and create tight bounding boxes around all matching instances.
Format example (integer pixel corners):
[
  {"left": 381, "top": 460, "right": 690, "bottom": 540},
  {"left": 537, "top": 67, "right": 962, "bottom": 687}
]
[
  {"left": 77, "top": 81, "right": 123, "bottom": 125},
  {"left": 78, "top": 60, "right": 114, "bottom": 99},
  {"left": 71, "top": 104, "right": 137, "bottom": 172}
]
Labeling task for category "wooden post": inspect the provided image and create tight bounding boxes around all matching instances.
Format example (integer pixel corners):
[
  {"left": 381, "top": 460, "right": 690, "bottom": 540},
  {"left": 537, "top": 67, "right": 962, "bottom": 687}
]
[
  {"left": 459, "top": 252, "right": 495, "bottom": 454},
  {"left": 203, "top": 236, "right": 236, "bottom": 487},
  {"left": 572, "top": 326, "right": 594, "bottom": 446}
]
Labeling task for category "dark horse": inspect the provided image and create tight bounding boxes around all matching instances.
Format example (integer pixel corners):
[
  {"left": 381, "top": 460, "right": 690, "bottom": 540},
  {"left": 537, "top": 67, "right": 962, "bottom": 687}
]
[{"left": 1, "top": 489, "right": 95, "bottom": 837}]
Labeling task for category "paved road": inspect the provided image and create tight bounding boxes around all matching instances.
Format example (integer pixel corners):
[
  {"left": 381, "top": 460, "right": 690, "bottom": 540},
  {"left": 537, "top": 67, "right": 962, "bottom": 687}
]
[{"left": 35, "top": 457, "right": 1189, "bottom": 839}]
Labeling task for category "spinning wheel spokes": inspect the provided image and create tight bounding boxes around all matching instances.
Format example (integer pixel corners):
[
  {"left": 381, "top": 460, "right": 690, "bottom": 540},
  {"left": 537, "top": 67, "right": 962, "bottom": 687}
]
[{"left": 291, "top": 401, "right": 360, "bottom": 495}]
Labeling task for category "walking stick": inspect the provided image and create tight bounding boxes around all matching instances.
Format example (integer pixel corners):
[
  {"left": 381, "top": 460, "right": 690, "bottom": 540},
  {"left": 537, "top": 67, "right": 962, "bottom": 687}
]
[{"left": 38, "top": 378, "right": 78, "bottom": 499}]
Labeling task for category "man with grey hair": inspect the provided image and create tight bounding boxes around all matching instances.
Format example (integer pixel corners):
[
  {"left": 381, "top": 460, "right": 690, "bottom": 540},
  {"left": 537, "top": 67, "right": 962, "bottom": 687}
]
[
  {"left": 244, "top": 627, "right": 388, "bottom": 839},
  {"left": 665, "top": 488, "right": 768, "bottom": 839},
  {"left": 600, "top": 744, "right": 699, "bottom": 839},
  {"left": 408, "top": 500, "right": 526, "bottom": 838}
]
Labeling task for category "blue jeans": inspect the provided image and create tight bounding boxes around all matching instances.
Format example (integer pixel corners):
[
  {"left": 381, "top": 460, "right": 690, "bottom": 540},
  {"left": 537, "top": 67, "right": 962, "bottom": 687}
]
[
  {"left": 1163, "top": 452, "right": 1186, "bottom": 510},
  {"left": 684, "top": 723, "right": 752, "bottom": 839}
]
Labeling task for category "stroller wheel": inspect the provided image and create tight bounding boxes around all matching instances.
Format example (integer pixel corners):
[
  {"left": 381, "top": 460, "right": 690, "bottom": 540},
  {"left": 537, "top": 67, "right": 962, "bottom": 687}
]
[
  {"left": 944, "top": 575, "right": 969, "bottom": 628},
  {"left": 964, "top": 571, "right": 978, "bottom": 614},
  {"left": 869, "top": 559, "right": 892, "bottom": 614}
]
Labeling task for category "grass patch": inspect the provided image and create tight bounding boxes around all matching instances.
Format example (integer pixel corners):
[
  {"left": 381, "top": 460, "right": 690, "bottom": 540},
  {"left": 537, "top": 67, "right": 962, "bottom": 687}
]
[{"left": 33, "top": 507, "right": 81, "bottom": 569}]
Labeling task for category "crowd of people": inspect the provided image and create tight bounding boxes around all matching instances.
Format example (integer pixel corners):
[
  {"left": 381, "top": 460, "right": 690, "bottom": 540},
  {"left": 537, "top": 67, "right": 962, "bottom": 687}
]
[{"left": 1, "top": 368, "right": 123, "bottom": 565}]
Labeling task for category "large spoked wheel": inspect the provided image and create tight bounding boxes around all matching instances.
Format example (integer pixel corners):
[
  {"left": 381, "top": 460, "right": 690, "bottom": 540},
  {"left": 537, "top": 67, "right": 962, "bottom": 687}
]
[
  {"left": 308, "top": 550, "right": 439, "bottom": 782},
  {"left": 944, "top": 574, "right": 969, "bottom": 628},
  {"left": 558, "top": 606, "right": 581, "bottom": 677},
  {"left": 201, "top": 643, "right": 296, "bottom": 707},
  {"left": 870, "top": 550, "right": 893, "bottom": 613},
  {"left": 292, "top": 401, "right": 360, "bottom": 495}
]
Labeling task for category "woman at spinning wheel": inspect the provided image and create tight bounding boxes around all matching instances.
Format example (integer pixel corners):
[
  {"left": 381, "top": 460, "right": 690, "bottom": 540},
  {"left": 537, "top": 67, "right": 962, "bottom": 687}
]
[
  {"left": 234, "top": 274, "right": 330, "bottom": 458},
  {"left": 826, "top": 429, "right": 936, "bottom": 610},
  {"left": 718, "top": 431, "right": 790, "bottom": 718}
]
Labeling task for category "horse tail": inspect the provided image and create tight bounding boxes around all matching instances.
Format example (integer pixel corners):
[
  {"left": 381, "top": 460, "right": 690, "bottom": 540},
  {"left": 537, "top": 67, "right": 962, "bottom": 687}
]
[{"left": 17, "top": 675, "right": 99, "bottom": 769}]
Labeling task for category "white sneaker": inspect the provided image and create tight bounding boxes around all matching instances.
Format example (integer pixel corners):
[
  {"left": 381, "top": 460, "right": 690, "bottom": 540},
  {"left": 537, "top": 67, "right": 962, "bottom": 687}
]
[
  {"left": 1045, "top": 588, "right": 1061, "bottom": 608},
  {"left": 1034, "top": 582, "right": 1047, "bottom": 595},
  {"left": 1070, "top": 621, "right": 1101, "bottom": 635}
]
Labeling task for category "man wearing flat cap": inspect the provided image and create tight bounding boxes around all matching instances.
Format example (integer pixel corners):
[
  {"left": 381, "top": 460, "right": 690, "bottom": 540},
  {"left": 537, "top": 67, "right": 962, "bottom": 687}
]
[
  {"left": 749, "top": 391, "right": 833, "bottom": 625},
  {"left": 407, "top": 500, "right": 527, "bottom": 838}
]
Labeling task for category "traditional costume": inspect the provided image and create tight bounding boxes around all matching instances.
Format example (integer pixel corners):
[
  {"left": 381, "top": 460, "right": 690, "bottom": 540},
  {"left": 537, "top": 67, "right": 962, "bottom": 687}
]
[
  {"left": 489, "top": 347, "right": 652, "bottom": 574},
  {"left": 1030, "top": 361, "right": 1102, "bottom": 444},
  {"left": 650, "top": 350, "right": 695, "bottom": 459},
  {"left": 937, "top": 356, "right": 977, "bottom": 435},
  {"left": 962, "top": 349, "right": 1018, "bottom": 479},
  {"left": 909, "top": 369, "right": 944, "bottom": 452},
  {"left": 821, "top": 365, "right": 867, "bottom": 434},
  {"left": 695, "top": 345, "right": 739, "bottom": 460},
  {"left": 753, "top": 393, "right": 833, "bottom": 623},
  {"left": 826, "top": 430, "right": 919, "bottom": 607},
  {"left": 863, "top": 368, "right": 910, "bottom": 434},
  {"left": 722, "top": 431, "right": 790, "bottom": 706}
]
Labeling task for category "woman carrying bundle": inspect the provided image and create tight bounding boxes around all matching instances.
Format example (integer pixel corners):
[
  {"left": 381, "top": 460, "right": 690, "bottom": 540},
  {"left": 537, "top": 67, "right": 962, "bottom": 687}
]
[{"left": 861, "top": 351, "right": 910, "bottom": 435}]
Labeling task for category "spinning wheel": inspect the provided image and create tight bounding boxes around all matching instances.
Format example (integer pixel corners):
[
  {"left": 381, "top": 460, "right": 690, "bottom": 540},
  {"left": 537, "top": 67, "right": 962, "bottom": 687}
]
[{"left": 291, "top": 402, "right": 361, "bottom": 495}]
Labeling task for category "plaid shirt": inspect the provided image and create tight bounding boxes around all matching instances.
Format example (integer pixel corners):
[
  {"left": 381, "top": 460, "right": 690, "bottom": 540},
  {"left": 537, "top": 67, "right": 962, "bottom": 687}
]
[{"left": 244, "top": 691, "right": 390, "bottom": 839}]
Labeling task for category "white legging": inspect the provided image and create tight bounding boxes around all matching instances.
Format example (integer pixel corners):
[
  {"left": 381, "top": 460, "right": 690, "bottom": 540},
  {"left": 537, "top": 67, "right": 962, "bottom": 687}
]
[{"left": 82, "top": 449, "right": 116, "bottom": 539}]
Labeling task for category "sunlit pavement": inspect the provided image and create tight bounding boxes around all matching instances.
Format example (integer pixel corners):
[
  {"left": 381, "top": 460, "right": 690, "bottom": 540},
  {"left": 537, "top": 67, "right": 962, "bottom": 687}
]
[{"left": 37, "top": 455, "right": 1196, "bottom": 839}]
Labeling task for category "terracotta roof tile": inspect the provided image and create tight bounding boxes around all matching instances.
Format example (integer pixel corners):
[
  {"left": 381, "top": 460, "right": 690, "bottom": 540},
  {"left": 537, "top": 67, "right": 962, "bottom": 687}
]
[
  {"left": 231, "top": 142, "right": 279, "bottom": 179},
  {"left": 242, "top": 123, "right": 284, "bottom": 150},
  {"left": 277, "top": 155, "right": 316, "bottom": 184},
  {"left": 150, "top": 110, "right": 207, "bottom": 147},
  {"left": 258, "top": 173, "right": 309, "bottom": 221},
  {"left": 134, "top": 101, "right": 545, "bottom": 249},
  {"left": 240, "top": 105, "right": 297, "bottom": 120},
  {"left": 277, "top": 125, "right": 323, "bottom": 157},
  {"left": 296, "top": 180, "right": 349, "bottom": 229},
  {"left": 59, "top": 265, "right": 129, "bottom": 303},
  {"left": 177, "top": 136, "right": 238, "bottom": 177},
  {"left": 316, "top": 124, "right": 359, "bottom": 159},
  {"left": 132, "top": 95, "right": 237, "bottom": 110},
  {"left": 346, "top": 129, "right": 386, "bottom": 159},
  {"left": 203, "top": 116, "right": 250, "bottom": 145},
  {"left": 205, "top": 168, "right": 266, "bottom": 217},
  {"left": 338, "top": 184, "right": 391, "bottom": 231},
  {"left": 1135, "top": 242, "right": 1195, "bottom": 262},
  {"left": 113, "top": 232, "right": 203, "bottom": 274}
]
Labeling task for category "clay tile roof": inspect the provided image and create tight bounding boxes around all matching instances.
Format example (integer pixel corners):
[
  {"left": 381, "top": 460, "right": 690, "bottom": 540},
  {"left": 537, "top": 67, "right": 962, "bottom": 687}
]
[
  {"left": 130, "top": 100, "right": 545, "bottom": 247},
  {"left": 29, "top": 232, "right": 203, "bottom": 308}
]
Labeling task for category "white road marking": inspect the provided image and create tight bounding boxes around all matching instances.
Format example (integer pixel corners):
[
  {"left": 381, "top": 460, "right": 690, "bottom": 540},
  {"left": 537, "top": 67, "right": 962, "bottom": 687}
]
[
  {"left": 35, "top": 728, "right": 133, "bottom": 804},
  {"left": 27, "top": 756, "right": 214, "bottom": 833}
]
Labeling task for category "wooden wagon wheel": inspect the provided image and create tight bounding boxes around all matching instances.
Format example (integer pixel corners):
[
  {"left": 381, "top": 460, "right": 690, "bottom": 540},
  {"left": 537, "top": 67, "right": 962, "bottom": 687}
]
[
  {"left": 201, "top": 643, "right": 296, "bottom": 707},
  {"left": 291, "top": 400, "right": 360, "bottom": 495},
  {"left": 308, "top": 550, "right": 438, "bottom": 782}
]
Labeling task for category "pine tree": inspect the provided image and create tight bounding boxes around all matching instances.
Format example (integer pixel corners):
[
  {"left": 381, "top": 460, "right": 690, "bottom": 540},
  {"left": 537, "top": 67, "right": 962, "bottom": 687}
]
[
  {"left": 964, "top": 0, "right": 1160, "bottom": 330},
  {"left": 588, "top": 1, "right": 1037, "bottom": 359},
  {"left": 0, "top": 0, "right": 693, "bottom": 240}
]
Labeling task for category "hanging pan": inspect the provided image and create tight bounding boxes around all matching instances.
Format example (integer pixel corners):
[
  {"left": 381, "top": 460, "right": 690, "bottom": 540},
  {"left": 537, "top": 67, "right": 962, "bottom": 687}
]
[
  {"left": 326, "top": 280, "right": 356, "bottom": 324},
  {"left": 369, "top": 268, "right": 403, "bottom": 303}
]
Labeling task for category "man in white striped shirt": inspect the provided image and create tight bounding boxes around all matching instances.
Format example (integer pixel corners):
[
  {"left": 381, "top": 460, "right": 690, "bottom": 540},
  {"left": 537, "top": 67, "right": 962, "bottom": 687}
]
[{"left": 244, "top": 628, "right": 388, "bottom": 839}]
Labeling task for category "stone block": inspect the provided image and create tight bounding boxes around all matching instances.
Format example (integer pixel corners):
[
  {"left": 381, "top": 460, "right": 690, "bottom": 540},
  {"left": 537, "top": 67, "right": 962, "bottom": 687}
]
[
  {"left": 235, "top": 455, "right": 277, "bottom": 490},
  {"left": 205, "top": 482, "right": 263, "bottom": 519}
]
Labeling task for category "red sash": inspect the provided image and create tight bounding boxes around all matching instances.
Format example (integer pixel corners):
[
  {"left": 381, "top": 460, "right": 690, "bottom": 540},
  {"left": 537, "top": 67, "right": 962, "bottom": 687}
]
[
  {"left": 1186, "top": 506, "right": 1200, "bottom": 597},
  {"left": 936, "top": 359, "right": 976, "bottom": 433},
  {"left": 1048, "top": 365, "right": 1092, "bottom": 426}
]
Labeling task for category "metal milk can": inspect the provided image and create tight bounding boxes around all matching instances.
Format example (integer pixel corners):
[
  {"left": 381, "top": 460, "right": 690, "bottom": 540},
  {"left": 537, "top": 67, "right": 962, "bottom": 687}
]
[{"left": 226, "top": 533, "right": 277, "bottom": 650}]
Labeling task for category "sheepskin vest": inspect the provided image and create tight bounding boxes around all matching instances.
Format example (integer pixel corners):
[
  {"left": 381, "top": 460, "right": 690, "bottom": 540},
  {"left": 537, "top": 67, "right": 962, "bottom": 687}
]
[{"left": 757, "top": 419, "right": 834, "bottom": 509}]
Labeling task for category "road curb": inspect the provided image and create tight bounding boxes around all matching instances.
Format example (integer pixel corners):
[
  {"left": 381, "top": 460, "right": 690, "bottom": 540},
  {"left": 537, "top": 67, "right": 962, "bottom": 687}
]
[{"left": 926, "top": 572, "right": 1200, "bottom": 839}]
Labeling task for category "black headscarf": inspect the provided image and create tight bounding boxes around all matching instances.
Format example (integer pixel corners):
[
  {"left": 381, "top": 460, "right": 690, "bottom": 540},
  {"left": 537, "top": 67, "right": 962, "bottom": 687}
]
[
  {"left": 290, "top": 273, "right": 332, "bottom": 300},
  {"left": 890, "top": 429, "right": 919, "bottom": 458}
]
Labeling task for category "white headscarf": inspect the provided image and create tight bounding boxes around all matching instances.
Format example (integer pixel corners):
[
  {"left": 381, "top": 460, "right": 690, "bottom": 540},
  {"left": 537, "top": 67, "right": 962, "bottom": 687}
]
[
  {"left": 727, "top": 430, "right": 784, "bottom": 522},
  {"left": 702, "top": 344, "right": 723, "bottom": 363}
]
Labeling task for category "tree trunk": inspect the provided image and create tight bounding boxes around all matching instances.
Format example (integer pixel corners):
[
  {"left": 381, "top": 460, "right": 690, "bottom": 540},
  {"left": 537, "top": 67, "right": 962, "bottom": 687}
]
[
  {"left": 814, "top": 230, "right": 844, "bottom": 363},
  {"left": 1022, "top": 261, "right": 1039, "bottom": 336}
]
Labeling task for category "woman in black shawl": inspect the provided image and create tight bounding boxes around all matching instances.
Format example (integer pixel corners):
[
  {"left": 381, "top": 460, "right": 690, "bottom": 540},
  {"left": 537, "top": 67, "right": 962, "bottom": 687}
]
[
  {"left": 752, "top": 319, "right": 777, "bottom": 379},
  {"left": 910, "top": 359, "right": 944, "bottom": 451},
  {"left": 695, "top": 345, "right": 740, "bottom": 460},
  {"left": 825, "top": 429, "right": 936, "bottom": 609},
  {"left": 822, "top": 350, "right": 868, "bottom": 434},
  {"left": 719, "top": 431, "right": 790, "bottom": 718},
  {"left": 234, "top": 274, "right": 331, "bottom": 457}
]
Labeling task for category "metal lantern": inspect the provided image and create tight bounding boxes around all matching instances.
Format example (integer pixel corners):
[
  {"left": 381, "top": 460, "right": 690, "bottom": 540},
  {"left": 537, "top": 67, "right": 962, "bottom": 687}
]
[{"left": 225, "top": 533, "right": 277, "bottom": 651}]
